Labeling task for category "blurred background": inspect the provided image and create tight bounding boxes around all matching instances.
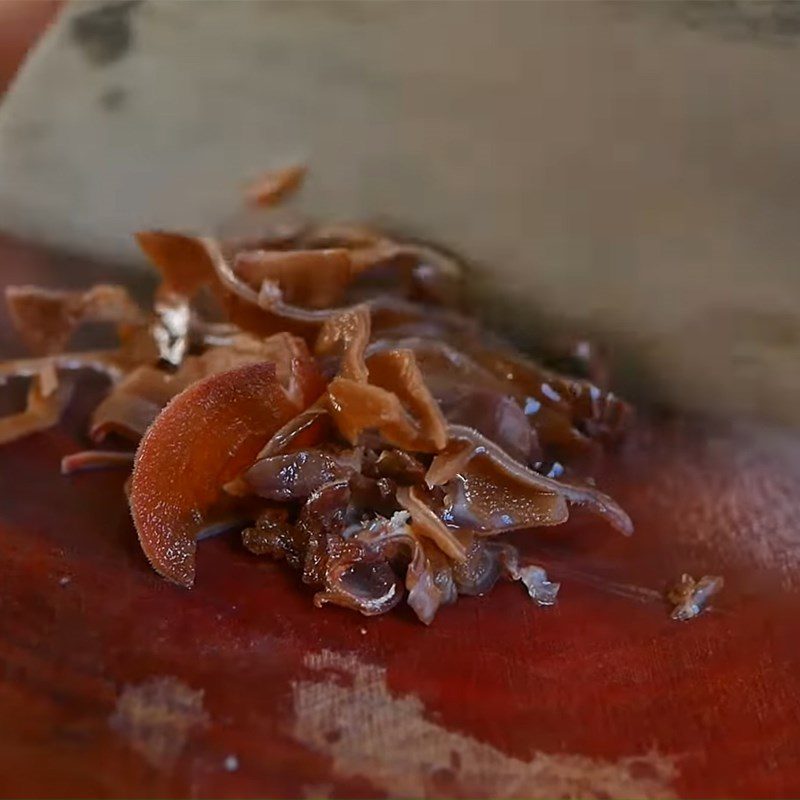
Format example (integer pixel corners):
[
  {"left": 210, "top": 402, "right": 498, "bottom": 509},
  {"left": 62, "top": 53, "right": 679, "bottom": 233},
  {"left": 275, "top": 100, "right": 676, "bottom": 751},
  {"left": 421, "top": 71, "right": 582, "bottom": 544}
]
[{"left": 2, "top": 0, "right": 800, "bottom": 428}]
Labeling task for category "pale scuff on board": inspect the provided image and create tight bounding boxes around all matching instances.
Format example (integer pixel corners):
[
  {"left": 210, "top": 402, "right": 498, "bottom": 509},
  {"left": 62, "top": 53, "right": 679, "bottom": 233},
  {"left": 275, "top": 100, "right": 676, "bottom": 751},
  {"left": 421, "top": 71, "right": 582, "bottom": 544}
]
[
  {"left": 109, "top": 675, "right": 209, "bottom": 766},
  {"left": 292, "top": 650, "right": 678, "bottom": 799}
]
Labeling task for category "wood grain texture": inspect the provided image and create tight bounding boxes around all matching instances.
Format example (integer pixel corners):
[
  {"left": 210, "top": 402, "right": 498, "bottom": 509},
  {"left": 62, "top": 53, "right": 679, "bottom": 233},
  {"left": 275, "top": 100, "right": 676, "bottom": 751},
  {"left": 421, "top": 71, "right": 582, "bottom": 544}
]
[{"left": 0, "top": 236, "right": 799, "bottom": 798}]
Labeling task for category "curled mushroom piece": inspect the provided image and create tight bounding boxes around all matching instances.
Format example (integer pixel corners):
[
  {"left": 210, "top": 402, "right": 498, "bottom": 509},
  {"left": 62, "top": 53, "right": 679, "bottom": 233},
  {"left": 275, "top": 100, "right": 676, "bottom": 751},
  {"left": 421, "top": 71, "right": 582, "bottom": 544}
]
[
  {"left": 6, "top": 284, "right": 145, "bottom": 355},
  {"left": 493, "top": 543, "right": 560, "bottom": 606},
  {"left": 0, "top": 351, "right": 126, "bottom": 387},
  {"left": 235, "top": 248, "right": 355, "bottom": 309},
  {"left": 315, "top": 304, "right": 371, "bottom": 383},
  {"left": 404, "top": 537, "right": 458, "bottom": 625},
  {"left": 0, "top": 166, "right": 636, "bottom": 623},
  {"left": 426, "top": 433, "right": 628, "bottom": 537},
  {"left": 90, "top": 332, "right": 323, "bottom": 443},
  {"left": 437, "top": 425, "right": 633, "bottom": 536},
  {"left": 314, "top": 536, "right": 404, "bottom": 617},
  {"left": 0, "top": 367, "right": 74, "bottom": 445},
  {"left": 61, "top": 449, "right": 135, "bottom": 475},
  {"left": 129, "top": 362, "right": 302, "bottom": 587},
  {"left": 396, "top": 485, "right": 467, "bottom": 563},
  {"left": 244, "top": 164, "right": 307, "bottom": 207},
  {"left": 91, "top": 365, "right": 184, "bottom": 442},
  {"left": 244, "top": 448, "right": 362, "bottom": 501}
]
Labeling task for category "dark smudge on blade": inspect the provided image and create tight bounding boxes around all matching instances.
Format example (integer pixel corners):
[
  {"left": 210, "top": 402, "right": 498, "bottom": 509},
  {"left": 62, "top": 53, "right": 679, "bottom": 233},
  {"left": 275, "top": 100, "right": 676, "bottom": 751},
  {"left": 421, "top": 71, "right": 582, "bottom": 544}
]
[{"left": 70, "top": 0, "right": 142, "bottom": 66}]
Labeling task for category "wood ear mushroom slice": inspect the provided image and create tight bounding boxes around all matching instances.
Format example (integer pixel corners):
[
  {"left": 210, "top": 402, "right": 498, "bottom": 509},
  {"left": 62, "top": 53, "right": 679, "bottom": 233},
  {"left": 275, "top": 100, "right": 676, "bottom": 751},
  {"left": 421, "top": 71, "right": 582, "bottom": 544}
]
[{"left": 129, "top": 362, "right": 301, "bottom": 587}]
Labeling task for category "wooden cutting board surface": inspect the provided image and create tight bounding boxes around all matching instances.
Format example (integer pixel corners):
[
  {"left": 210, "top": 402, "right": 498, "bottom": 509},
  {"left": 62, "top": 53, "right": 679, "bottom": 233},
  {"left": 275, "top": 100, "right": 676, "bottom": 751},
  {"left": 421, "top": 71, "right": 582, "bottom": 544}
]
[{"left": 0, "top": 235, "right": 799, "bottom": 798}]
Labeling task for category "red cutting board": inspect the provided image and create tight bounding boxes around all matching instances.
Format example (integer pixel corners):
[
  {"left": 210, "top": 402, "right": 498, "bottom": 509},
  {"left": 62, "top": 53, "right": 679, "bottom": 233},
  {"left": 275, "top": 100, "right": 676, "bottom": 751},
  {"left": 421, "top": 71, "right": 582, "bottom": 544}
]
[{"left": 0, "top": 235, "right": 799, "bottom": 799}]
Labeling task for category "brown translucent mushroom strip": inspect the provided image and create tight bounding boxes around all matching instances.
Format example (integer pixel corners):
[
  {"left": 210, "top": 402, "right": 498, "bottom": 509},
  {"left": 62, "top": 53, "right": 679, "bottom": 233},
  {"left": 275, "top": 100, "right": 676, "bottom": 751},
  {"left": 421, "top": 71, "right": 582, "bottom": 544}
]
[
  {"left": 473, "top": 346, "right": 630, "bottom": 446},
  {"left": 205, "top": 236, "right": 465, "bottom": 325},
  {"left": 201, "top": 236, "right": 326, "bottom": 338},
  {"left": 234, "top": 248, "right": 355, "bottom": 309},
  {"left": 345, "top": 239, "right": 465, "bottom": 308},
  {"left": 405, "top": 537, "right": 458, "bottom": 625},
  {"left": 136, "top": 231, "right": 215, "bottom": 365},
  {"left": 129, "top": 362, "right": 302, "bottom": 587},
  {"left": 91, "top": 332, "right": 323, "bottom": 442},
  {"left": 432, "top": 424, "right": 632, "bottom": 535},
  {"left": 37, "top": 362, "right": 58, "bottom": 397},
  {"left": 312, "top": 510, "right": 418, "bottom": 617},
  {"left": 313, "top": 539, "right": 404, "bottom": 617},
  {"left": 396, "top": 485, "right": 466, "bottom": 563},
  {"left": 0, "top": 367, "right": 73, "bottom": 445},
  {"left": 426, "top": 439, "right": 476, "bottom": 487},
  {"left": 397, "top": 241, "right": 464, "bottom": 281},
  {"left": 0, "top": 351, "right": 125, "bottom": 386},
  {"left": 257, "top": 333, "right": 326, "bottom": 408},
  {"left": 441, "top": 389, "right": 537, "bottom": 466},
  {"left": 244, "top": 164, "right": 306, "bottom": 207},
  {"left": 371, "top": 448, "right": 427, "bottom": 484},
  {"left": 136, "top": 232, "right": 307, "bottom": 338},
  {"left": 136, "top": 231, "right": 216, "bottom": 295},
  {"left": 300, "top": 221, "right": 465, "bottom": 290},
  {"left": 347, "top": 239, "right": 407, "bottom": 273},
  {"left": 138, "top": 228, "right": 476, "bottom": 346},
  {"left": 195, "top": 331, "right": 325, "bottom": 408},
  {"left": 244, "top": 448, "right": 362, "bottom": 501},
  {"left": 6, "top": 284, "right": 145, "bottom": 355},
  {"left": 544, "top": 373, "right": 631, "bottom": 443},
  {"left": 189, "top": 318, "right": 239, "bottom": 347},
  {"left": 304, "top": 222, "right": 385, "bottom": 249},
  {"left": 443, "top": 451, "right": 569, "bottom": 533},
  {"left": 365, "top": 349, "right": 447, "bottom": 451},
  {"left": 258, "top": 404, "right": 332, "bottom": 458},
  {"left": 366, "top": 336, "right": 505, "bottom": 393},
  {"left": 217, "top": 206, "right": 308, "bottom": 253},
  {"left": 347, "top": 510, "right": 456, "bottom": 625},
  {"left": 117, "top": 323, "right": 160, "bottom": 366},
  {"left": 367, "top": 337, "right": 544, "bottom": 462},
  {"left": 315, "top": 304, "right": 371, "bottom": 383},
  {"left": 345, "top": 239, "right": 464, "bottom": 277},
  {"left": 90, "top": 365, "right": 186, "bottom": 442},
  {"left": 140, "top": 232, "right": 303, "bottom": 365},
  {"left": 61, "top": 450, "right": 135, "bottom": 475},
  {"left": 327, "top": 378, "right": 429, "bottom": 451},
  {"left": 192, "top": 235, "right": 473, "bottom": 346},
  {"left": 91, "top": 339, "right": 278, "bottom": 442},
  {"left": 325, "top": 332, "right": 447, "bottom": 453}
]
